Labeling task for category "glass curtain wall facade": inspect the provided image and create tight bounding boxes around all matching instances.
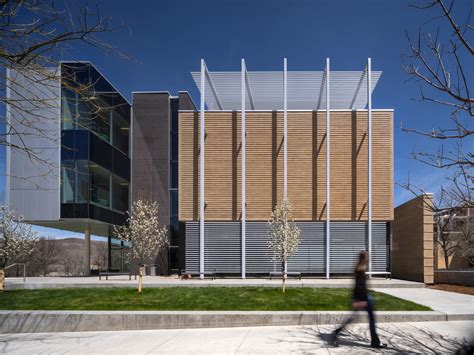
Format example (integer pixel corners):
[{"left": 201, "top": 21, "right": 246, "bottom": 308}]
[{"left": 60, "top": 63, "right": 131, "bottom": 227}]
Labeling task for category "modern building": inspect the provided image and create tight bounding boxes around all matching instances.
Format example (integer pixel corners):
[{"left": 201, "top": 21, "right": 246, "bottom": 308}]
[
  {"left": 6, "top": 58, "right": 394, "bottom": 278},
  {"left": 177, "top": 58, "right": 393, "bottom": 277},
  {"left": 6, "top": 62, "right": 131, "bottom": 274}
]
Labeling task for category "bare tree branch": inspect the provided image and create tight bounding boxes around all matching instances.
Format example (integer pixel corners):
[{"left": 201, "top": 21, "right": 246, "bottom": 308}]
[{"left": 1, "top": 0, "right": 129, "bottom": 183}]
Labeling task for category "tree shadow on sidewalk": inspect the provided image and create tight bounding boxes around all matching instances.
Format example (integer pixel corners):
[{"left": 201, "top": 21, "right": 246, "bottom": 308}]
[{"left": 277, "top": 323, "right": 473, "bottom": 354}]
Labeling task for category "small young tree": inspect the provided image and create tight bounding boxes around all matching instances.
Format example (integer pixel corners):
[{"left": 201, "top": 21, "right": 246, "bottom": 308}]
[
  {"left": 267, "top": 197, "right": 301, "bottom": 292},
  {"left": 114, "top": 200, "right": 168, "bottom": 292},
  {"left": 0, "top": 205, "right": 38, "bottom": 290}
]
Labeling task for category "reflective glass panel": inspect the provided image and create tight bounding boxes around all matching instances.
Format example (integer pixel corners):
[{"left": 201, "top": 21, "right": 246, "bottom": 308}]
[
  {"left": 112, "top": 111, "right": 129, "bottom": 155},
  {"left": 90, "top": 164, "right": 110, "bottom": 208},
  {"left": 112, "top": 175, "right": 129, "bottom": 212},
  {"left": 61, "top": 160, "right": 75, "bottom": 203},
  {"left": 61, "top": 89, "right": 76, "bottom": 130},
  {"left": 76, "top": 160, "right": 89, "bottom": 203}
]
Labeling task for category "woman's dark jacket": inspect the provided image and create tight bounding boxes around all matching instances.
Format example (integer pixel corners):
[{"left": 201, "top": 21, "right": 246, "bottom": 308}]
[{"left": 353, "top": 268, "right": 368, "bottom": 301}]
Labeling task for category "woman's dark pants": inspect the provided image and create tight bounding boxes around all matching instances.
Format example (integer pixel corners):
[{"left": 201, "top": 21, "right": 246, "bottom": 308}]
[{"left": 335, "top": 295, "right": 381, "bottom": 346}]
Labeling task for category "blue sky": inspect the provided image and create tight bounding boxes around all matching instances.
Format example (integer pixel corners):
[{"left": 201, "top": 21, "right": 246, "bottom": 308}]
[{"left": 4, "top": 0, "right": 472, "bottom": 239}]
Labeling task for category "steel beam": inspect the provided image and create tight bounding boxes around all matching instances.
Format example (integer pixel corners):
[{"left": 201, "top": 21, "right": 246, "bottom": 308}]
[
  {"left": 367, "top": 58, "right": 372, "bottom": 276},
  {"left": 350, "top": 69, "right": 366, "bottom": 110},
  {"left": 244, "top": 68, "right": 255, "bottom": 110},
  {"left": 325, "top": 58, "right": 331, "bottom": 280},
  {"left": 204, "top": 65, "right": 223, "bottom": 111},
  {"left": 241, "top": 58, "right": 247, "bottom": 279},
  {"left": 200, "top": 59, "right": 206, "bottom": 279}
]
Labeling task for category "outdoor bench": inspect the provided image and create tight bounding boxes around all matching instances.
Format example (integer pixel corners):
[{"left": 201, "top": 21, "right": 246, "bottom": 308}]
[
  {"left": 179, "top": 269, "right": 216, "bottom": 280},
  {"left": 366, "top": 271, "right": 391, "bottom": 279},
  {"left": 269, "top": 271, "right": 302, "bottom": 280},
  {"left": 98, "top": 271, "right": 137, "bottom": 280}
]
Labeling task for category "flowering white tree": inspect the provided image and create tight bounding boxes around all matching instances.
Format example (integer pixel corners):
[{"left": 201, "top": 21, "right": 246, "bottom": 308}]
[
  {"left": 268, "top": 197, "right": 301, "bottom": 292},
  {"left": 0, "top": 205, "right": 38, "bottom": 290},
  {"left": 114, "top": 200, "right": 168, "bottom": 292}
]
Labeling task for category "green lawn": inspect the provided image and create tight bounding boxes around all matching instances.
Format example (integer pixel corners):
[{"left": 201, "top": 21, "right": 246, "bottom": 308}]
[{"left": 0, "top": 287, "right": 430, "bottom": 311}]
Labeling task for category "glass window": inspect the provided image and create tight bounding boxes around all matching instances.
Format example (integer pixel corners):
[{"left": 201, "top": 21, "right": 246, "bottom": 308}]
[
  {"left": 90, "top": 164, "right": 111, "bottom": 208},
  {"left": 76, "top": 160, "right": 89, "bottom": 203},
  {"left": 112, "top": 112, "right": 129, "bottom": 155},
  {"left": 76, "top": 97, "right": 91, "bottom": 131},
  {"left": 89, "top": 65, "right": 115, "bottom": 93},
  {"left": 169, "top": 247, "right": 179, "bottom": 270},
  {"left": 61, "top": 160, "right": 75, "bottom": 203},
  {"left": 90, "top": 105, "right": 110, "bottom": 142},
  {"left": 61, "top": 89, "right": 76, "bottom": 130},
  {"left": 170, "top": 216, "right": 179, "bottom": 247},
  {"left": 61, "top": 159, "right": 89, "bottom": 203},
  {"left": 171, "top": 132, "right": 178, "bottom": 161},
  {"left": 170, "top": 161, "right": 178, "bottom": 189},
  {"left": 112, "top": 175, "right": 129, "bottom": 212},
  {"left": 171, "top": 98, "right": 179, "bottom": 133},
  {"left": 170, "top": 190, "right": 178, "bottom": 217}
]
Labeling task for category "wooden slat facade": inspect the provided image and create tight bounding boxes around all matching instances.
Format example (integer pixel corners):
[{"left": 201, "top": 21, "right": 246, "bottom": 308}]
[{"left": 179, "top": 110, "right": 393, "bottom": 222}]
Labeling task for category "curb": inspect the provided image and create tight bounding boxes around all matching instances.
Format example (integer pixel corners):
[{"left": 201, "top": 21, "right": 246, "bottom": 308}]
[
  {"left": 4, "top": 282, "right": 425, "bottom": 290},
  {"left": 0, "top": 310, "right": 471, "bottom": 334}
]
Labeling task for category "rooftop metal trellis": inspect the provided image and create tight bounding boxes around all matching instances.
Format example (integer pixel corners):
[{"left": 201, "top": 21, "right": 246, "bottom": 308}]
[{"left": 191, "top": 68, "right": 381, "bottom": 110}]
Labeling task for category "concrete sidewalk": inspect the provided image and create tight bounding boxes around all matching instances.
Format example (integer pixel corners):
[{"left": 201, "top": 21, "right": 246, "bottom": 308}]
[
  {"left": 373, "top": 287, "right": 474, "bottom": 316},
  {"left": 0, "top": 321, "right": 471, "bottom": 354},
  {"left": 5, "top": 276, "right": 423, "bottom": 290}
]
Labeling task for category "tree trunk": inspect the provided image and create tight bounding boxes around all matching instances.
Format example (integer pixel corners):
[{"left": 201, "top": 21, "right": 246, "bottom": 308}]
[
  {"left": 138, "top": 267, "right": 143, "bottom": 293},
  {"left": 281, "top": 261, "right": 286, "bottom": 293},
  {"left": 0, "top": 268, "right": 4, "bottom": 292},
  {"left": 444, "top": 253, "right": 450, "bottom": 269}
]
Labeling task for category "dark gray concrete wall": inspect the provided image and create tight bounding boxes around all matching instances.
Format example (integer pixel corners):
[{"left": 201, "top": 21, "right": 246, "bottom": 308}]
[
  {"left": 132, "top": 93, "right": 171, "bottom": 273},
  {"left": 178, "top": 92, "right": 196, "bottom": 110}
]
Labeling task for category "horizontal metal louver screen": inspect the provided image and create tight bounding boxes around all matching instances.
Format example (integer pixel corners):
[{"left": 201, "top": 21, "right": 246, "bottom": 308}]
[
  {"left": 330, "top": 223, "right": 367, "bottom": 274},
  {"left": 287, "top": 222, "right": 326, "bottom": 273},
  {"left": 245, "top": 222, "right": 277, "bottom": 273},
  {"left": 185, "top": 222, "right": 241, "bottom": 273},
  {"left": 330, "top": 222, "right": 388, "bottom": 273},
  {"left": 185, "top": 221, "right": 388, "bottom": 275},
  {"left": 184, "top": 223, "right": 200, "bottom": 273},
  {"left": 372, "top": 222, "right": 388, "bottom": 272},
  {"left": 205, "top": 222, "right": 241, "bottom": 273}
]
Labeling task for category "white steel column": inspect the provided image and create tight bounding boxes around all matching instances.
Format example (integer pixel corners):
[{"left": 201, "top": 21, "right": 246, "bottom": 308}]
[
  {"left": 241, "top": 59, "right": 246, "bottom": 279},
  {"left": 325, "top": 58, "right": 331, "bottom": 280},
  {"left": 283, "top": 58, "right": 288, "bottom": 277},
  {"left": 283, "top": 58, "right": 288, "bottom": 198},
  {"left": 84, "top": 225, "right": 91, "bottom": 276},
  {"left": 367, "top": 58, "right": 372, "bottom": 275},
  {"left": 200, "top": 59, "right": 206, "bottom": 279}
]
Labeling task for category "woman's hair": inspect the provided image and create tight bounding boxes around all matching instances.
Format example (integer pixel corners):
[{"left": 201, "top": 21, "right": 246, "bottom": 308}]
[{"left": 356, "top": 251, "right": 368, "bottom": 272}]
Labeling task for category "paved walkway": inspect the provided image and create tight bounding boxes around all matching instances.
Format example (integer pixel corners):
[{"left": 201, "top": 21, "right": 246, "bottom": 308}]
[
  {"left": 5, "top": 276, "right": 422, "bottom": 290},
  {"left": 373, "top": 287, "right": 474, "bottom": 315},
  {"left": 0, "top": 321, "right": 471, "bottom": 354}
]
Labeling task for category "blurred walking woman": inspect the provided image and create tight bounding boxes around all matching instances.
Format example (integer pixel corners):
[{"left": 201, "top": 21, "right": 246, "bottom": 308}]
[{"left": 331, "top": 251, "right": 387, "bottom": 349}]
